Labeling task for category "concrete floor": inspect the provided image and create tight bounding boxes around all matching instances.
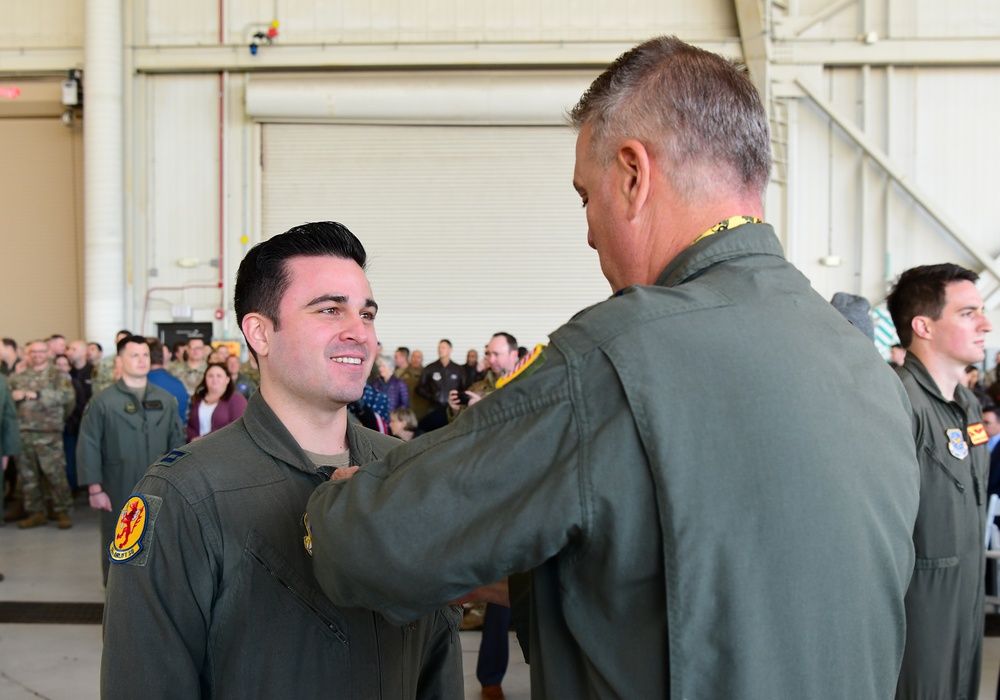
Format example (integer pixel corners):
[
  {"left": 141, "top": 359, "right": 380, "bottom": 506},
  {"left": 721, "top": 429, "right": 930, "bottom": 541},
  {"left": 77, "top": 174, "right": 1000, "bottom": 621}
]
[
  {"left": 1, "top": 497, "right": 998, "bottom": 699},
  {"left": 0, "top": 498, "right": 529, "bottom": 700}
]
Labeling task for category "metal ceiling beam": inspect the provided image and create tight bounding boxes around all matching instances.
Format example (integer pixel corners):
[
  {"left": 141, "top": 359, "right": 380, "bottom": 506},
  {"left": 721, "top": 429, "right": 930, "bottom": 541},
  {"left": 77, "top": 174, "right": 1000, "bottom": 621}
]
[
  {"left": 734, "top": 0, "right": 771, "bottom": 103},
  {"left": 777, "top": 38, "right": 1000, "bottom": 66},
  {"left": 795, "top": 77, "right": 1000, "bottom": 286},
  {"left": 780, "top": 0, "right": 856, "bottom": 38}
]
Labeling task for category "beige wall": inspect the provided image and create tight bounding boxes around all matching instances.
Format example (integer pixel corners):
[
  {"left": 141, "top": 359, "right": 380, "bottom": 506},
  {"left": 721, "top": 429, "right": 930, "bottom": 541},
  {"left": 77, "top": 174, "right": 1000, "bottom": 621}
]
[{"left": 0, "top": 80, "right": 84, "bottom": 343}]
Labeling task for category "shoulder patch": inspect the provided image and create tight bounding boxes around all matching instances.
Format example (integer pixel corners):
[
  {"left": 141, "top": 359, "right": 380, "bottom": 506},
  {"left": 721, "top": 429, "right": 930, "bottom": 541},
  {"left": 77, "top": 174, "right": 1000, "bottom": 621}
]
[
  {"left": 156, "top": 448, "right": 190, "bottom": 467},
  {"left": 109, "top": 494, "right": 163, "bottom": 566},
  {"left": 495, "top": 344, "right": 547, "bottom": 389},
  {"left": 968, "top": 422, "right": 988, "bottom": 446}
]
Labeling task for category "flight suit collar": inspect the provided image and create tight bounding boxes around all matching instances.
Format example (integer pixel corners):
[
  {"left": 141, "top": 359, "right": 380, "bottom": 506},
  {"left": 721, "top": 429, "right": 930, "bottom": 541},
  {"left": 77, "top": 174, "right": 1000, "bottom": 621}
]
[
  {"left": 900, "top": 353, "right": 978, "bottom": 413},
  {"left": 242, "top": 391, "right": 381, "bottom": 475},
  {"left": 654, "top": 222, "right": 785, "bottom": 289}
]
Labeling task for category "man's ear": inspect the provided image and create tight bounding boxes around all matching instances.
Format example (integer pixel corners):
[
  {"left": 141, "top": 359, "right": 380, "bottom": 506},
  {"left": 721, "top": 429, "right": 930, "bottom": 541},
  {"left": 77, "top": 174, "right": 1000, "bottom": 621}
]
[
  {"left": 616, "top": 139, "right": 652, "bottom": 221},
  {"left": 911, "top": 315, "right": 934, "bottom": 341},
  {"left": 242, "top": 313, "right": 271, "bottom": 359}
]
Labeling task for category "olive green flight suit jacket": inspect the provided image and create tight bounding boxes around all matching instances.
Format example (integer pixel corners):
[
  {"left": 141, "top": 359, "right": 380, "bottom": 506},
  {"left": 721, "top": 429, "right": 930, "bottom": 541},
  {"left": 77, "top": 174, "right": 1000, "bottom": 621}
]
[
  {"left": 101, "top": 392, "right": 462, "bottom": 699},
  {"left": 0, "top": 377, "right": 21, "bottom": 457},
  {"left": 894, "top": 356, "right": 990, "bottom": 700},
  {"left": 77, "top": 379, "right": 186, "bottom": 581},
  {"left": 307, "top": 223, "right": 920, "bottom": 699}
]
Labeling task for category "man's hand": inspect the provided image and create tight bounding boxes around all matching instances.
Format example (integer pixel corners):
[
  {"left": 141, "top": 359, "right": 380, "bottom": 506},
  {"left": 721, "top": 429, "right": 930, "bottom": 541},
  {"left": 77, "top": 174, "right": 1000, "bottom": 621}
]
[
  {"left": 1, "top": 455, "right": 6, "bottom": 472},
  {"left": 331, "top": 466, "right": 359, "bottom": 481},
  {"left": 449, "top": 579, "right": 510, "bottom": 607},
  {"left": 89, "top": 491, "right": 113, "bottom": 512},
  {"left": 465, "top": 391, "right": 482, "bottom": 406},
  {"left": 11, "top": 389, "right": 25, "bottom": 402},
  {"left": 447, "top": 389, "right": 463, "bottom": 413}
]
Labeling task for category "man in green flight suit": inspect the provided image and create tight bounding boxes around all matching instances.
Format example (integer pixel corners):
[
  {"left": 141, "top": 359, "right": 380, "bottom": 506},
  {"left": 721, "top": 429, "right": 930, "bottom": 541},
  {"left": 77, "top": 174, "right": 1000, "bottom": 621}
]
[
  {"left": 77, "top": 334, "right": 185, "bottom": 585},
  {"left": 306, "top": 36, "right": 921, "bottom": 699},
  {"left": 0, "top": 374, "right": 22, "bottom": 582},
  {"left": 887, "top": 264, "right": 993, "bottom": 699},
  {"left": 100, "top": 222, "right": 462, "bottom": 699}
]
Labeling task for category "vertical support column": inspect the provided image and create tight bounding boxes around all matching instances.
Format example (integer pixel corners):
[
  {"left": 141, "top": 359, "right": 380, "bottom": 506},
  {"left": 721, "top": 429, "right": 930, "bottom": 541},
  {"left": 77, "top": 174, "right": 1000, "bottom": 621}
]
[{"left": 83, "top": 0, "right": 125, "bottom": 346}]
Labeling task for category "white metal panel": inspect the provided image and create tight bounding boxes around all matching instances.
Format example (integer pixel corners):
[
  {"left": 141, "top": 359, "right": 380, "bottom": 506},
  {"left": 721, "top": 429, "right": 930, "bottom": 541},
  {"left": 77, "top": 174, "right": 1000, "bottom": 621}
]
[
  {"left": 146, "top": 0, "right": 218, "bottom": 46},
  {"left": 260, "top": 123, "right": 608, "bottom": 358},
  {"left": 223, "top": 0, "right": 738, "bottom": 44},
  {"left": 912, "top": 0, "right": 1000, "bottom": 38},
  {"left": 245, "top": 71, "right": 595, "bottom": 124},
  {"left": 0, "top": 0, "right": 84, "bottom": 48},
  {"left": 786, "top": 62, "right": 1000, "bottom": 305},
  {"left": 143, "top": 74, "right": 225, "bottom": 331}
]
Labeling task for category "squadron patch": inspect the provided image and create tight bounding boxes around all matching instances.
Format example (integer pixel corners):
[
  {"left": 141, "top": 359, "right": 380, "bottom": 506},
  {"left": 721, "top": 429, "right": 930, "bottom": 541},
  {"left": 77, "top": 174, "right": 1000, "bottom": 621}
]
[
  {"left": 124, "top": 401, "right": 137, "bottom": 414},
  {"left": 301, "top": 513, "right": 313, "bottom": 557},
  {"left": 109, "top": 494, "right": 162, "bottom": 565},
  {"left": 495, "top": 344, "right": 547, "bottom": 389},
  {"left": 946, "top": 428, "right": 969, "bottom": 460},
  {"left": 968, "top": 422, "right": 988, "bottom": 446}
]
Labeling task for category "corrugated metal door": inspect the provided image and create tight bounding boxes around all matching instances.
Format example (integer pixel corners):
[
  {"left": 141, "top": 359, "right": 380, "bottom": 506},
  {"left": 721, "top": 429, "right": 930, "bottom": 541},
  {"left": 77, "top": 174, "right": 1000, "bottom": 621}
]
[{"left": 260, "top": 122, "right": 609, "bottom": 359}]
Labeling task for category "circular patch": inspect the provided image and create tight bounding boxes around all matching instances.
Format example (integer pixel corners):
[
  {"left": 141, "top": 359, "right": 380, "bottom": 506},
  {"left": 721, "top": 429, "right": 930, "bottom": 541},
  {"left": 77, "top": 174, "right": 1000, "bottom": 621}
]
[{"left": 110, "top": 495, "right": 149, "bottom": 562}]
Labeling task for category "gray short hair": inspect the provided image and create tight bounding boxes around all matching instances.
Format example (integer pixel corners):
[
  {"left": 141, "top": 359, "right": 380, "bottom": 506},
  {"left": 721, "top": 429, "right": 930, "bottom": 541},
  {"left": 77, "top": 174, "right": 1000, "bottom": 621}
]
[{"left": 570, "top": 36, "right": 771, "bottom": 199}]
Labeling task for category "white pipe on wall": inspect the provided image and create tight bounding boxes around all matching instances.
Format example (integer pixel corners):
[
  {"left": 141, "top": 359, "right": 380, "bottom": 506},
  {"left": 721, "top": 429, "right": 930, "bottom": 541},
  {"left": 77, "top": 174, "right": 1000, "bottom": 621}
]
[{"left": 83, "top": 0, "right": 125, "bottom": 346}]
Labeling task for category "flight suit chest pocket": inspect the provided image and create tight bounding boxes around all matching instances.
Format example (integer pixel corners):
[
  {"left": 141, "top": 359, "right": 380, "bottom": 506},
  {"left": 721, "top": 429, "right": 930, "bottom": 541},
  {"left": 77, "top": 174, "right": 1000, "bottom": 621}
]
[
  {"left": 241, "top": 529, "right": 349, "bottom": 646},
  {"left": 912, "top": 445, "right": 972, "bottom": 559}
]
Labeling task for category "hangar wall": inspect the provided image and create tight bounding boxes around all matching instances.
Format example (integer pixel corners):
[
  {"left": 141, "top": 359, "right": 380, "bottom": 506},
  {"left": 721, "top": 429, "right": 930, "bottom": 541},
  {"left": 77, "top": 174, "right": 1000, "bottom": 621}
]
[{"left": 1, "top": 0, "right": 997, "bottom": 357}]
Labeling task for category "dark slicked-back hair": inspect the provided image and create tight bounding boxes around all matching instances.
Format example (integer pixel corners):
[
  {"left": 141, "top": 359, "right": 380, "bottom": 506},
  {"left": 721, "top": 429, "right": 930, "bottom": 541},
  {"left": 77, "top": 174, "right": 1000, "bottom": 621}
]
[
  {"left": 886, "top": 263, "right": 979, "bottom": 348},
  {"left": 2, "top": 338, "right": 16, "bottom": 350},
  {"left": 235, "top": 222, "right": 368, "bottom": 358},
  {"left": 569, "top": 35, "right": 771, "bottom": 199}
]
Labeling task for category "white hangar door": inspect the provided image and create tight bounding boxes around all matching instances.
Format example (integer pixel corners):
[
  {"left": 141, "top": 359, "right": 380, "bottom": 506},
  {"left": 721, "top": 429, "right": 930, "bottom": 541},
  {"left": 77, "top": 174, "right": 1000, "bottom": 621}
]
[{"left": 259, "top": 122, "right": 610, "bottom": 360}]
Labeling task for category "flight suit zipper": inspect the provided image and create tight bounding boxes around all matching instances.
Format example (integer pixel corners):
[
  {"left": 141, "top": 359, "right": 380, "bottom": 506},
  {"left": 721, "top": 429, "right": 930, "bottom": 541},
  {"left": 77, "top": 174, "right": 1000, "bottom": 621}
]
[
  {"left": 373, "top": 611, "right": 383, "bottom": 698},
  {"left": 249, "top": 550, "right": 348, "bottom": 645}
]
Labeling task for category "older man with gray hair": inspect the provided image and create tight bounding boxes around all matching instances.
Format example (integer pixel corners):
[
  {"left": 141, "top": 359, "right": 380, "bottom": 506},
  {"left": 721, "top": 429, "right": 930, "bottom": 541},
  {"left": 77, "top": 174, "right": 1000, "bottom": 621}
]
[{"left": 307, "top": 36, "right": 920, "bottom": 698}]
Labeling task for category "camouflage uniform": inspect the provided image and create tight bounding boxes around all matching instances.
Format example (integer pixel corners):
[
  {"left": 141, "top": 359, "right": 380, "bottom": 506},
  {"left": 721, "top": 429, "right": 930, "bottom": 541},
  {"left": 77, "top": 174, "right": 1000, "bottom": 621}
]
[
  {"left": 396, "top": 365, "right": 429, "bottom": 420},
  {"left": 91, "top": 355, "right": 117, "bottom": 395},
  {"left": 9, "top": 365, "right": 74, "bottom": 515},
  {"left": 167, "top": 360, "right": 206, "bottom": 396}
]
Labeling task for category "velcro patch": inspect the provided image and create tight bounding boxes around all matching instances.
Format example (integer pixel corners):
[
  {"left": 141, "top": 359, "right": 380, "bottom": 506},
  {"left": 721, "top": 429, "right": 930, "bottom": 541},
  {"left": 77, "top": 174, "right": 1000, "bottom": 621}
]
[
  {"left": 968, "top": 423, "right": 988, "bottom": 446},
  {"left": 157, "top": 449, "right": 190, "bottom": 467},
  {"left": 109, "top": 494, "right": 162, "bottom": 566}
]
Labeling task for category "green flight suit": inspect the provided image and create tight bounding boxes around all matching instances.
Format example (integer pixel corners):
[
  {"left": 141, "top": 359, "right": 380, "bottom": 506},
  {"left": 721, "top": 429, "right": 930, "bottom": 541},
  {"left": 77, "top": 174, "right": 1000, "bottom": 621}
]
[
  {"left": 76, "top": 379, "right": 185, "bottom": 583},
  {"left": 101, "top": 392, "right": 462, "bottom": 699},
  {"left": 307, "top": 223, "right": 920, "bottom": 699},
  {"left": 0, "top": 377, "right": 21, "bottom": 458},
  {"left": 894, "top": 355, "right": 990, "bottom": 700}
]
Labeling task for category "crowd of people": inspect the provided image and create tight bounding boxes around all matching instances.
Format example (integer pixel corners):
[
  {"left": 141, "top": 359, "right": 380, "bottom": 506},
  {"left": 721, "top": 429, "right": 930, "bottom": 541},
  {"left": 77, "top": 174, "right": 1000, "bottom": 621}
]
[{"left": 2, "top": 34, "right": 1000, "bottom": 700}]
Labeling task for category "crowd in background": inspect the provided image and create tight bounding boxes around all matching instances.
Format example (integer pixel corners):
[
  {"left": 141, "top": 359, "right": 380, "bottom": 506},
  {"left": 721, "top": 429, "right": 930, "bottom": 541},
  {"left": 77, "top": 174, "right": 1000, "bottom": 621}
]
[{"left": 0, "top": 330, "right": 534, "bottom": 525}]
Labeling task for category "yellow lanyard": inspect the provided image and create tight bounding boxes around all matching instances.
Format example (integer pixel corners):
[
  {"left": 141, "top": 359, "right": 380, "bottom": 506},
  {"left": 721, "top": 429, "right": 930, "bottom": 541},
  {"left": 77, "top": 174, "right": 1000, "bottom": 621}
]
[{"left": 690, "top": 215, "right": 762, "bottom": 246}]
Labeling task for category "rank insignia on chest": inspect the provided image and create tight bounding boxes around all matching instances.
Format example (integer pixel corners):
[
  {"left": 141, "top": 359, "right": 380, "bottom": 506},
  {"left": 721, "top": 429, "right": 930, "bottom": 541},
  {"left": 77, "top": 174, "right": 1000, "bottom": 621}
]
[
  {"left": 301, "top": 513, "right": 313, "bottom": 557},
  {"left": 968, "top": 422, "right": 988, "bottom": 446},
  {"left": 946, "top": 428, "right": 969, "bottom": 459}
]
